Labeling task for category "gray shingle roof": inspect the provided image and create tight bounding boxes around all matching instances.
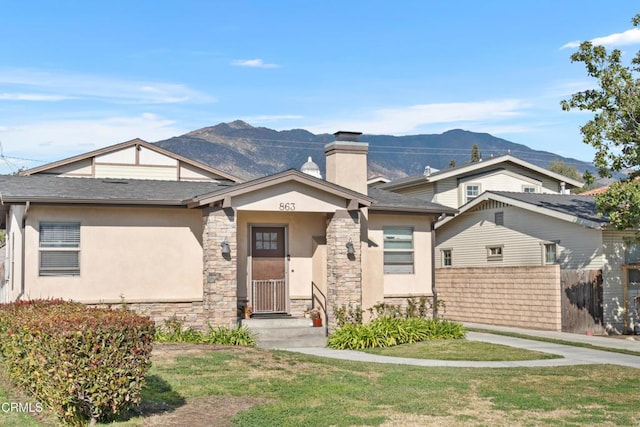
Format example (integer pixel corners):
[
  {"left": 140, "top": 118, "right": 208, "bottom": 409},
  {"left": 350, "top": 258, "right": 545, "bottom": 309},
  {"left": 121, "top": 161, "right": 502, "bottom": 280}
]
[
  {"left": 368, "top": 188, "right": 457, "bottom": 214},
  {"left": 0, "top": 174, "right": 457, "bottom": 216},
  {"left": 0, "top": 175, "right": 227, "bottom": 204},
  {"left": 488, "top": 191, "right": 607, "bottom": 224}
]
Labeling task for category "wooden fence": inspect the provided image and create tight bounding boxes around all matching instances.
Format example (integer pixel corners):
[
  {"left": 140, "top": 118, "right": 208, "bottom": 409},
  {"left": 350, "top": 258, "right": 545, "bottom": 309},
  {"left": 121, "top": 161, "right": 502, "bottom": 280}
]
[{"left": 561, "top": 269, "right": 604, "bottom": 334}]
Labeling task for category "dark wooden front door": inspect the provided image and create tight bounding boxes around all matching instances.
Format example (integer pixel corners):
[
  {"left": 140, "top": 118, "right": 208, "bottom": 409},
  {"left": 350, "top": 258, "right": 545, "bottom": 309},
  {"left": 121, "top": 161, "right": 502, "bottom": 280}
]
[{"left": 251, "top": 227, "right": 286, "bottom": 313}]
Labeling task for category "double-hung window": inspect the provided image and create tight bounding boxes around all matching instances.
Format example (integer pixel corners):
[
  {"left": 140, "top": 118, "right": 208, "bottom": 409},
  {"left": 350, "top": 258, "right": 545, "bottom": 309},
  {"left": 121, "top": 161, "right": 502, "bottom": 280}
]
[
  {"left": 39, "top": 222, "right": 80, "bottom": 276},
  {"left": 544, "top": 243, "right": 557, "bottom": 264},
  {"left": 465, "top": 184, "right": 480, "bottom": 203},
  {"left": 383, "top": 227, "right": 414, "bottom": 274}
]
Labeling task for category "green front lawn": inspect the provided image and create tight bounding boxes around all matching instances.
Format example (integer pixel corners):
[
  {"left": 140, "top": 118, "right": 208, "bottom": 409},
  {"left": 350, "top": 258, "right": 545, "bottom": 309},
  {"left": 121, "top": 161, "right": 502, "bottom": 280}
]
[
  {"left": 1, "top": 342, "right": 639, "bottom": 426},
  {"left": 360, "top": 339, "right": 562, "bottom": 360}
]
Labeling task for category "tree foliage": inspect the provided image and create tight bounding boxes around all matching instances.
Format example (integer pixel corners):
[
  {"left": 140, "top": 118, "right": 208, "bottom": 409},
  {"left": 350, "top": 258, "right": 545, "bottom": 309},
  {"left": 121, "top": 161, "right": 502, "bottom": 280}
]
[
  {"left": 470, "top": 144, "right": 481, "bottom": 162},
  {"left": 548, "top": 160, "right": 583, "bottom": 181},
  {"left": 561, "top": 13, "right": 640, "bottom": 229}
]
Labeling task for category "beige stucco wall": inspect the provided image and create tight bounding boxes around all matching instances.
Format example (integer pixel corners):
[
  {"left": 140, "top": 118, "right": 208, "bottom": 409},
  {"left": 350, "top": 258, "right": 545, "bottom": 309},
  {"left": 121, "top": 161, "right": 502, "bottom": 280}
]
[
  {"left": 367, "top": 213, "right": 434, "bottom": 302},
  {"left": 237, "top": 211, "right": 327, "bottom": 308},
  {"left": 233, "top": 181, "right": 348, "bottom": 212},
  {"left": 23, "top": 205, "right": 204, "bottom": 303}
]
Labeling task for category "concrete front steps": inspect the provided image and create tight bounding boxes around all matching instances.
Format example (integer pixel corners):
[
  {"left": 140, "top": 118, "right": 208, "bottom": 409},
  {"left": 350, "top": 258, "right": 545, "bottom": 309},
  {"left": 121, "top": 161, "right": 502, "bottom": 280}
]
[{"left": 241, "top": 317, "right": 327, "bottom": 349}]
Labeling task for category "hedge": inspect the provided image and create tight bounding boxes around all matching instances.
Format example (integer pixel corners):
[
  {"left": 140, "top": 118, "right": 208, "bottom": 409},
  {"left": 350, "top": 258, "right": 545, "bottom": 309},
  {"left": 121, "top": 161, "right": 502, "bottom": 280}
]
[{"left": 0, "top": 299, "right": 154, "bottom": 426}]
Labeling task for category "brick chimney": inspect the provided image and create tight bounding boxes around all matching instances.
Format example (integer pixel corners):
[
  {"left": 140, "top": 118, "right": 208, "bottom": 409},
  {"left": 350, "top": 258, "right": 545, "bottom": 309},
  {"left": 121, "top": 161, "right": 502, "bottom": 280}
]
[{"left": 324, "top": 131, "right": 368, "bottom": 194}]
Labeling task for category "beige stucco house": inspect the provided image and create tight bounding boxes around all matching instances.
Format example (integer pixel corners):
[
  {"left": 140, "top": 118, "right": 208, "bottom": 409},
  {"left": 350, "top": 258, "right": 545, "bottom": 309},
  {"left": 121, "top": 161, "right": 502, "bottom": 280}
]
[
  {"left": 435, "top": 191, "right": 639, "bottom": 334},
  {"left": 1, "top": 132, "right": 455, "bottom": 331},
  {"left": 377, "top": 155, "right": 584, "bottom": 208}
]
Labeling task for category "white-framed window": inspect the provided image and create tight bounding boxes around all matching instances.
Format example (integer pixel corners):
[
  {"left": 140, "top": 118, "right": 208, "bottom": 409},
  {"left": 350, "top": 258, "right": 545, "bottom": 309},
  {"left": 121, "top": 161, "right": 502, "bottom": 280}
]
[
  {"left": 487, "top": 245, "right": 503, "bottom": 261},
  {"left": 383, "top": 227, "right": 414, "bottom": 274},
  {"left": 39, "top": 222, "right": 80, "bottom": 276},
  {"left": 494, "top": 211, "right": 504, "bottom": 226},
  {"left": 465, "top": 183, "right": 481, "bottom": 203},
  {"left": 544, "top": 243, "right": 557, "bottom": 264},
  {"left": 441, "top": 249, "right": 452, "bottom": 267},
  {"left": 522, "top": 185, "right": 537, "bottom": 193}
]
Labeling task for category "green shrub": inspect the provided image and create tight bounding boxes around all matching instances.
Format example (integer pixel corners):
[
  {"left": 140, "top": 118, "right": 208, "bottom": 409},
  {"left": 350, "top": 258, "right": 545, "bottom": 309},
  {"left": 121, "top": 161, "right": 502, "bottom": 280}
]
[
  {"left": 0, "top": 299, "right": 154, "bottom": 426},
  {"left": 154, "top": 316, "right": 256, "bottom": 347},
  {"left": 328, "top": 316, "right": 465, "bottom": 350},
  {"left": 334, "top": 303, "right": 364, "bottom": 327}
]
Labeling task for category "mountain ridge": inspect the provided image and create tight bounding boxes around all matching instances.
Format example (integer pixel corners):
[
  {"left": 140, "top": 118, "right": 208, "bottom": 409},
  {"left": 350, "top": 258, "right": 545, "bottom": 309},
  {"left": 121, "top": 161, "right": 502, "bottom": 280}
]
[{"left": 154, "top": 121, "right": 595, "bottom": 182}]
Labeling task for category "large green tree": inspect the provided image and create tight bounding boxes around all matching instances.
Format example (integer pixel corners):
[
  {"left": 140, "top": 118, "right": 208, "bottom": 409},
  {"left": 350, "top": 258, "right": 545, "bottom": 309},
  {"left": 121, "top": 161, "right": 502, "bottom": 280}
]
[
  {"left": 561, "top": 13, "right": 640, "bottom": 229},
  {"left": 470, "top": 144, "right": 481, "bottom": 162},
  {"left": 548, "top": 160, "right": 582, "bottom": 181}
]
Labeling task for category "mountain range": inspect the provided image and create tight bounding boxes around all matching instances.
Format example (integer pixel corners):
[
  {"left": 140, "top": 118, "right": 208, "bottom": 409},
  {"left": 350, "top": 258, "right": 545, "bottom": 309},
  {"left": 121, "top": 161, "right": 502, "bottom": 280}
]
[{"left": 154, "top": 120, "right": 595, "bottom": 181}]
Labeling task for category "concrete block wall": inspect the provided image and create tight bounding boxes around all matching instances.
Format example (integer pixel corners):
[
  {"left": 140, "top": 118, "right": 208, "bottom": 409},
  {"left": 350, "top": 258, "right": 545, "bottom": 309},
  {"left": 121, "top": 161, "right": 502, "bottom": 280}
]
[{"left": 436, "top": 265, "right": 561, "bottom": 331}]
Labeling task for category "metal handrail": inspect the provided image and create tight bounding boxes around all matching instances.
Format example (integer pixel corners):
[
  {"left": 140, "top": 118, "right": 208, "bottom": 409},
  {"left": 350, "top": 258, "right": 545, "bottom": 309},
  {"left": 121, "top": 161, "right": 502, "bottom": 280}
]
[{"left": 311, "top": 281, "right": 328, "bottom": 327}]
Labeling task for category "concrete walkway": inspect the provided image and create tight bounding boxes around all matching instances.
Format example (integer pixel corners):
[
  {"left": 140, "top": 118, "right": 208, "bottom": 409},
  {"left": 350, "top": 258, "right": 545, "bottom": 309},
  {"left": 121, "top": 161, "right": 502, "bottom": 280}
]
[{"left": 283, "top": 324, "right": 640, "bottom": 369}]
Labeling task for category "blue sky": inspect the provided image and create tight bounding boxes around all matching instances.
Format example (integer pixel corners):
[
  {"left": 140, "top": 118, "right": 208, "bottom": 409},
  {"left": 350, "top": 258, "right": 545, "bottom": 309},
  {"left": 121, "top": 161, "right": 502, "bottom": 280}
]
[{"left": 0, "top": 1, "right": 639, "bottom": 174}]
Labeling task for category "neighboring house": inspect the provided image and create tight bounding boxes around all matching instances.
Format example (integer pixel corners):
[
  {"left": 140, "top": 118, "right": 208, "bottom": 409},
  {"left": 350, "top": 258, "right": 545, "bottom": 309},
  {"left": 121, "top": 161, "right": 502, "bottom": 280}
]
[
  {"left": 1, "top": 132, "right": 455, "bottom": 332},
  {"left": 377, "top": 155, "right": 584, "bottom": 209},
  {"left": 20, "top": 138, "right": 241, "bottom": 183},
  {"left": 435, "top": 191, "right": 640, "bottom": 334}
]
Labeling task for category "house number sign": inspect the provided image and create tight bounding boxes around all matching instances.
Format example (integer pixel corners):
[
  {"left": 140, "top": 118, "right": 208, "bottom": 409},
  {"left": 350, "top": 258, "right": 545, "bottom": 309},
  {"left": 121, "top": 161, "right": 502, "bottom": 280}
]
[{"left": 278, "top": 202, "right": 296, "bottom": 211}]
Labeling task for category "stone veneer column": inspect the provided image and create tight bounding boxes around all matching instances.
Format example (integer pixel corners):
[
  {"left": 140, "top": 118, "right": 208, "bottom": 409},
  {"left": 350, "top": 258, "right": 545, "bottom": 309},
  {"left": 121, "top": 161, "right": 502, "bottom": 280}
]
[
  {"left": 326, "top": 209, "right": 362, "bottom": 331},
  {"left": 202, "top": 207, "right": 237, "bottom": 326}
]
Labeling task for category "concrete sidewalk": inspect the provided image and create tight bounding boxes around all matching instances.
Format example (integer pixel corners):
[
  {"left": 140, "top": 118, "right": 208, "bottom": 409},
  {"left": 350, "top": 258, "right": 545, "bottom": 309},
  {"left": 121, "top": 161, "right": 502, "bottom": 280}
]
[
  {"left": 464, "top": 322, "right": 640, "bottom": 352},
  {"left": 283, "top": 324, "right": 640, "bottom": 369}
]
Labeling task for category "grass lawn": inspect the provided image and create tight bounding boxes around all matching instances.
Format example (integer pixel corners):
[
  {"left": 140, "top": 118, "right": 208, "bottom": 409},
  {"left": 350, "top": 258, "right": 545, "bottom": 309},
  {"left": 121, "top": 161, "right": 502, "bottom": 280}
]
[
  {"left": 360, "top": 339, "right": 562, "bottom": 361},
  {"left": 2, "top": 343, "right": 639, "bottom": 426}
]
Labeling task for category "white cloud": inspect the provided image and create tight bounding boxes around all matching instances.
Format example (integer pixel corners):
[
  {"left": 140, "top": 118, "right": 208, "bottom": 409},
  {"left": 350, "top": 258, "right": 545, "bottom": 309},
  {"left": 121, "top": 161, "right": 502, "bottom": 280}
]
[
  {"left": 562, "top": 27, "right": 640, "bottom": 49},
  {"left": 0, "top": 68, "right": 215, "bottom": 104},
  {"left": 241, "top": 114, "right": 304, "bottom": 123},
  {"left": 0, "top": 113, "right": 187, "bottom": 173},
  {"left": 304, "top": 100, "right": 527, "bottom": 135},
  {"left": 231, "top": 59, "right": 280, "bottom": 68},
  {"left": 0, "top": 93, "right": 74, "bottom": 101}
]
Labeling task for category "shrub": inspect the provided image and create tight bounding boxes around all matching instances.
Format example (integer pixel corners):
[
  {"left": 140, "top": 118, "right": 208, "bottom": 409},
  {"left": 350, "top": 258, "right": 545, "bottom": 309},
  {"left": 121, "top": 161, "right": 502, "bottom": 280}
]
[
  {"left": 0, "top": 299, "right": 154, "bottom": 426},
  {"left": 328, "top": 316, "right": 465, "bottom": 350},
  {"left": 334, "top": 303, "right": 364, "bottom": 327},
  {"left": 154, "top": 316, "right": 256, "bottom": 347}
]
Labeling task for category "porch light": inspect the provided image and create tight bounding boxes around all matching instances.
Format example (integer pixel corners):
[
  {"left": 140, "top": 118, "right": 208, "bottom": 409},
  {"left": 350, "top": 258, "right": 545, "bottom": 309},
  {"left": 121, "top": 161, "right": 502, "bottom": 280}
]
[
  {"left": 220, "top": 240, "right": 231, "bottom": 255},
  {"left": 346, "top": 239, "right": 355, "bottom": 255}
]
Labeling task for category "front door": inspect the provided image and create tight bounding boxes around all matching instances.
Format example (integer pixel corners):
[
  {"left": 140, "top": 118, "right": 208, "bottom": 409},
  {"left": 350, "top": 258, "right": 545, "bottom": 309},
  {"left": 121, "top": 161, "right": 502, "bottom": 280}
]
[{"left": 251, "top": 226, "right": 287, "bottom": 313}]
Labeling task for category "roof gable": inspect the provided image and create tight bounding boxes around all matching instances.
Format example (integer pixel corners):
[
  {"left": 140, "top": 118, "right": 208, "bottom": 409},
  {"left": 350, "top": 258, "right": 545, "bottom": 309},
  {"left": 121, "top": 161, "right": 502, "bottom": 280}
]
[
  {"left": 189, "top": 169, "right": 374, "bottom": 210},
  {"left": 21, "top": 138, "right": 242, "bottom": 183},
  {"left": 436, "top": 191, "right": 606, "bottom": 230},
  {"left": 379, "top": 155, "right": 584, "bottom": 191}
]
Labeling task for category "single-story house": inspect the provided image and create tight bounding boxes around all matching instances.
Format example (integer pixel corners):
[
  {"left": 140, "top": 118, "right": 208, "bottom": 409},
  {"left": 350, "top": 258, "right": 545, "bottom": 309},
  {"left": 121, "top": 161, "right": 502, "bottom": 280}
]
[
  {"left": 376, "top": 154, "right": 584, "bottom": 209},
  {"left": 435, "top": 191, "right": 640, "bottom": 334},
  {"left": 1, "top": 132, "right": 456, "bottom": 331}
]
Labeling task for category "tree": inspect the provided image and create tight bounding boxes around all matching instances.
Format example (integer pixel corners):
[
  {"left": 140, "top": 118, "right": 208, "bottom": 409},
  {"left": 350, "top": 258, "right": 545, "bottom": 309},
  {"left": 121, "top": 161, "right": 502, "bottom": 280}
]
[
  {"left": 561, "top": 13, "right": 640, "bottom": 229},
  {"left": 448, "top": 159, "right": 456, "bottom": 168},
  {"left": 548, "top": 160, "right": 583, "bottom": 181},
  {"left": 470, "top": 144, "right": 481, "bottom": 162}
]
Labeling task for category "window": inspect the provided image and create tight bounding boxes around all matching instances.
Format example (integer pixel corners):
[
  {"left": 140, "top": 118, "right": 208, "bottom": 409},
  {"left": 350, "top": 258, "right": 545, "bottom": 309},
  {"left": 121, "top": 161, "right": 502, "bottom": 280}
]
[
  {"left": 523, "top": 186, "right": 536, "bottom": 193},
  {"left": 383, "top": 227, "right": 414, "bottom": 274},
  {"left": 544, "top": 243, "right": 557, "bottom": 264},
  {"left": 442, "top": 249, "right": 452, "bottom": 267},
  {"left": 487, "top": 245, "right": 503, "bottom": 260},
  {"left": 494, "top": 211, "right": 504, "bottom": 226},
  {"left": 39, "top": 222, "right": 80, "bottom": 276},
  {"left": 465, "top": 184, "right": 481, "bottom": 203},
  {"left": 255, "top": 232, "right": 278, "bottom": 250}
]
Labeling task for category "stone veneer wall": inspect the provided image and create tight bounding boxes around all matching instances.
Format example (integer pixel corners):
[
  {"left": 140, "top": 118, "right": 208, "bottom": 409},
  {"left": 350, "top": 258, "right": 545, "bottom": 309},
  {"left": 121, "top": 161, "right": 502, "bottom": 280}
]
[
  {"left": 202, "top": 207, "right": 238, "bottom": 326},
  {"left": 436, "top": 265, "right": 561, "bottom": 331},
  {"left": 326, "top": 210, "right": 362, "bottom": 331},
  {"left": 91, "top": 301, "right": 207, "bottom": 330},
  {"left": 290, "top": 297, "right": 313, "bottom": 318}
]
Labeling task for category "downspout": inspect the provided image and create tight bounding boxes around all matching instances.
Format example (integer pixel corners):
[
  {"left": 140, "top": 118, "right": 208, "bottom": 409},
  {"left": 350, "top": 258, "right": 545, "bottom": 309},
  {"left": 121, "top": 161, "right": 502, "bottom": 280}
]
[
  {"left": 18, "top": 201, "right": 29, "bottom": 300},
  {"left": 431, "top": 213, "right": 447, "bottom": 319},
  {"left": 431, "top": 216, "right": 438, "bottom": 319}
]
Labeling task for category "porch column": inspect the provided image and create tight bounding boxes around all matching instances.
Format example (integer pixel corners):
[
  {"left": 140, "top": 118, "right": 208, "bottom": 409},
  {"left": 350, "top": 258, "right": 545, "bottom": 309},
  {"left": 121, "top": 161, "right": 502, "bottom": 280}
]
[
  {"left": 202, "top": 207, "right": 238, "bottom": 326},
  {"left": 326, "top": 209, "right": 362, "bottom": 331}
]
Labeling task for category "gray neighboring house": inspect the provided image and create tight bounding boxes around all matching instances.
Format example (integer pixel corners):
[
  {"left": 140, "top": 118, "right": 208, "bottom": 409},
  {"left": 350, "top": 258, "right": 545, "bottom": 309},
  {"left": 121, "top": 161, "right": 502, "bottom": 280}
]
[{"left": 435, "top": 191, "right": 640, "bottom": 334}]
